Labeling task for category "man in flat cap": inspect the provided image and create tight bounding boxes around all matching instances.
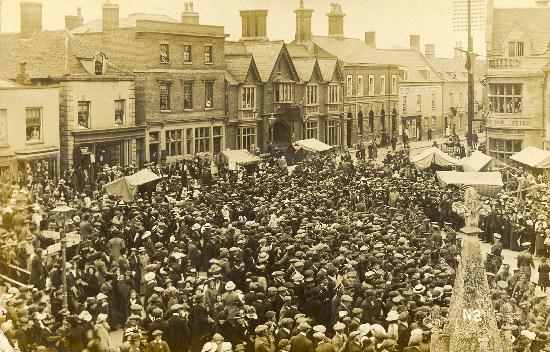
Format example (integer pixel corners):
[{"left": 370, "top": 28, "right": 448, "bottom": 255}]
[{"left": 290, "top": 323, "right": 313, "bottom": 352}]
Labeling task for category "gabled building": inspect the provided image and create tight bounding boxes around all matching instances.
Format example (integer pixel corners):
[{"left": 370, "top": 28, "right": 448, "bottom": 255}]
[
  {"left": 485, "top": 0, "right": 550, "bottom": 158},
  {"left": 224, "top": 9, "right": 345, "bottom": 150}
]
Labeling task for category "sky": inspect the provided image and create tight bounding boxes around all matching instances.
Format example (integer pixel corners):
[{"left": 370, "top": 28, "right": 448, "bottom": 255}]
[{"left": 0, "top": 0, "right": 532, "bottom": 57}]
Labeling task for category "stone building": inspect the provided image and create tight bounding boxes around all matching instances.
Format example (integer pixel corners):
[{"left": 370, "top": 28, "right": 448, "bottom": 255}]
[{"left": 485, "top": 0, "right": 550, "bottom": 159}]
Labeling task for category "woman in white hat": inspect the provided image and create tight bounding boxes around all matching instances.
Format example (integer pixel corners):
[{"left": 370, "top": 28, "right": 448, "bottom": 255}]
[{"left": 95, "top": 313, "right": 112, "bottom": 350}]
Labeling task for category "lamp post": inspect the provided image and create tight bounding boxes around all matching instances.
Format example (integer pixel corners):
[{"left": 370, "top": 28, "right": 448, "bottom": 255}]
[
  {"left": 268, "top": 114, "right": 276, "bottom": 143},
  {"left": 51, "top": 197, "right": 74, "bottom": 311}
]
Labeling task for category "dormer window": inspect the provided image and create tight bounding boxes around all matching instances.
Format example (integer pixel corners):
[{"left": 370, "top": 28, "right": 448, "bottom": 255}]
[
  {"left": 509, "top": 42, "right": 524, "bottom": 57},
  {"left": 275, "top": 83, "right": 293, "bottom": 103}
]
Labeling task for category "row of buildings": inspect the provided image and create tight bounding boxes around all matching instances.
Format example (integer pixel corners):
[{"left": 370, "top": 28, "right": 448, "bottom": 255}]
[{"left": 0, "top": 0, "right": 484, "bottom": 185}]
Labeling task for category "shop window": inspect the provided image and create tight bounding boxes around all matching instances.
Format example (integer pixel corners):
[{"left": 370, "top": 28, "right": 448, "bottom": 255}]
[
  {"left": 237, "top": 127, "right": 256, "bottom": 150},
  {"left": 26, "top": 108, "right": 42, "bottom": 142},
  {"left": 184, "top": 81, "right": 193, "bottom": 110},
  {"left": 159, "top": 82, "right": 171, "bottom": 111},
  {"left": 77, "top": 102, "right": 90, "bottom": 129},
  {"left": 489, "top": 83, "right": 522, "bottom": 113},
  {"left": 489, "top": 138, "right": 522, "bottom": 161},
  {"left": 115, "top": 99, "right": 125, "bottom": 126},
  {"left": 183, "top": 44, "right": 192, "bottom": 63},
  {"left": 204, "top": 45, "right": 213, "bottom": 64},
  {"left": 241, "top": 86, "right": 256, "bottom": 109},
  {"left": 195, "top": 127, "right": 210, "bottom": 153},
  {"left": 185, "top": 128, "right": 193, "bottom": 155},
  {"left": 328, "top": 84, "right": 340, "bottom": 103},
  {"left": 205, "top": 82, "right": 214, "bottom": 109},
  {"left": 305, "top": 121, "right": 318, "bottom": 139},
  {"left": 160, "top": 43, "right": 170, "bottom": 63},
  {"left": 213, "top": 126, "right": 223, "bottom": 155},
  {"left": 165, "top": 130, "right": 183, "bottom": 156},
  {"left": 275, "top": 83, "right": 293, "bottom": 103}
]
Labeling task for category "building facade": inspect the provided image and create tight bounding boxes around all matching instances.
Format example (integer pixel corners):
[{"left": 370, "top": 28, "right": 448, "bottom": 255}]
[
  {"left": 485, "top": 0, "right": 550, "bottom": 158},
  {"left": 0, "top": 78, "right": 60, "bottom": 184}
]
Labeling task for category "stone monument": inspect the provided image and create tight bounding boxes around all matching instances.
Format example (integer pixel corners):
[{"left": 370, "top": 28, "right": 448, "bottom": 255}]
[{"left": 431, "top": 187, "right": 512, "bottom": 352}]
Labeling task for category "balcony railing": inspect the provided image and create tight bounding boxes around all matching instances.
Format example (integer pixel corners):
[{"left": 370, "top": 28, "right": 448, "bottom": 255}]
[{"left": 488, "top": 58, "right": 520, "bottom": 69}]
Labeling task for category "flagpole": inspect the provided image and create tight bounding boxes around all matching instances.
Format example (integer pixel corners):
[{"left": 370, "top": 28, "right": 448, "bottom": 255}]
[{"left": 467, "top": 0, "right": 475, "bottom": 150}]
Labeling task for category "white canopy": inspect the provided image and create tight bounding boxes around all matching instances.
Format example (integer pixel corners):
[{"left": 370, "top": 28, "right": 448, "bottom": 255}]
[
  {"left": 103, "top": 169, "right": 161, "bottom": 201},
  {"left": 509, "top": 146, "right": 550, "bottom": 169},
  {"left": 436, "top": 171, "right": 504, "bottom": 197},
  {"left": 292, "top": 138, "right": 333, "bottom": 153},
  {"left": 219, "top": 149, "right": 261, "bottom": 165},
  {"left": 410, "top": 147, "right": 461, "bottom": 170},
  {"left": 459, "top": 151, "right": 494, "bottom": 172}
]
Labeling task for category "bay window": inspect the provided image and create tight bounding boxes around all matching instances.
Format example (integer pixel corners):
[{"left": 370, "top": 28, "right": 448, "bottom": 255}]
[
  {"left": 275, "top": 83, "right": 293, "bottom": 103},
  {"left": 489, "top": 83, "right": 522, "bottom": 113},
  {"left": 328, "top": 84, "right": 340, "bottom": 103},
  {"left": 241, "top": 86, "right": 256, "bottom": 109},
  {"left": 306, "top": 84, "right": 318, "bottom": 105}
]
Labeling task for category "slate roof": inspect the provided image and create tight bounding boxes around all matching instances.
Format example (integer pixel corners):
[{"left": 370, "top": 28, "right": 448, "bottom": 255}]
[
  {"left": 427, "top": 57, "right": 487, "bottom": 82},
  {"left": 317, "top": 58, "right": 339, "bottom": 82},
  {"left": 72, "top": 13, "right": 178, "bottom": 33},
  {"left": 225, "top": 55, "right": 253, "bottom": 83},
  {"left": 291, "top": 57, "right": 317, "bottom": 82},
  {"left": 241, "top": 41, "right": 285, "bottom": 82},
  {"left": 312, "top": 35, "right": 441, "bottom": 82},
  {"left": 490, "top": 7, "right": 550, "bottom": 56},
  {"left": 286, "top": 43, "right": 313, "bottom": 58},
  {"left": 0, "top": 30, "right": 92, "bottom": 79}
]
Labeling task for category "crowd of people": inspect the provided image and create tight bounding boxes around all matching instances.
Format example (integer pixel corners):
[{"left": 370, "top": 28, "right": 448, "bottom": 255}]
[{"left": 0, "top": 144, "right": 548, "bottom": 352}]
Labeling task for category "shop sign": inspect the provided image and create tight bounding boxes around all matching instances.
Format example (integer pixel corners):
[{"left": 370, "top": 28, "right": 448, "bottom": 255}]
[{"left": 487, "top": 117, "right": 531, "bottom": 128}]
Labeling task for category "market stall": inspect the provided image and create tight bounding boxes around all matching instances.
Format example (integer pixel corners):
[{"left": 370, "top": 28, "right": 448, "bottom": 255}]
[
  {"left": 103, "top": 168, "right": 161, "bottom": 201},
  {"left": 218, "top": 149, "right": 261, "bottom": 171},
  {"left": 410, "top": 147, "right": 462, "bottom": 170},
  {"left": 459, "top": 150, "right": 495, "bottom": 172},
  {"left": 510, "top": 146, "right": 550, "bottom": 168},
  {"left": 286, "top": 138, "right": 333, "bottom": 165},
  {"left": 436, "top": 171, "right": 504, "bottom": 197}
]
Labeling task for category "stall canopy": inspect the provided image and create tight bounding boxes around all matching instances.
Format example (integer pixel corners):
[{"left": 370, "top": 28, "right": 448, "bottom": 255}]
[
  {"left": 292, "top": 138, "right": 333, "bottom": 153},
  {"left": 410, "top": 147, "right": 461, "bottom": 170},
  {"left": 103, "top": 169, "right": 161, "bottom": 201},
  {"left": 220, "top": 149, "right": 261, "bottom": 165},
  {"left": 436, "top": 171, "right": 504, "bottom": 197},
  {"left": 459, "top": 151, "right": 494, "bottom": 172},
  {"left": 509, "top": 146, "right": 550, "bottom": 169}
]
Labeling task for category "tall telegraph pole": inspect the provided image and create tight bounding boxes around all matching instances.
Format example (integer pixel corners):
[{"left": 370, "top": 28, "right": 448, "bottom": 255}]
[{"left": 467, "top": 0, "right": 475, "bottom": 148}]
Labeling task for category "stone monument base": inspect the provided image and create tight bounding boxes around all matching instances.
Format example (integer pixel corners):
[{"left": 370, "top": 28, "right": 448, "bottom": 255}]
[{"left": 459, "top": 226, "right": 483, "bottom": 236}]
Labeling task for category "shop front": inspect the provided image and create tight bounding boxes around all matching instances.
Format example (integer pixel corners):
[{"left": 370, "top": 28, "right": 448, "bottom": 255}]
[
  {"left": 14, "top": 148, "right": 59, "bottom": 185},
  {"left": 402, "top": 115, "right": 422, "bottom": 141},
  {"left": 0, "top": 152, "right": 17, "bottom": 184}
]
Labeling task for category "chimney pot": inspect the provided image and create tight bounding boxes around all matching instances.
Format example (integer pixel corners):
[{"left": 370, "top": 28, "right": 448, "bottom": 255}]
[
  {"left": 20, "top": 1, "right": 42, "bottom": 39},
  {"left": 294, "top": 0, "right": 313, "bottom": 43},
  {"left": 536, "top": 0, "right": 549, "bottom": 7},
  {"left": 16, "top": 62, "right": 30, "bottom": 85},
  {"left": 410, "top": 34, "right": 420, "bottom": 50},
  {"left": 102, "top": 1, "right": 119, "bottom": 32},
  {"left": 327, "top": 3, "right": 345, "bottom": 38},
  {"left": 65, "top": 7, "right": 84, "bottom": 31},
  {"left": 365, "top": 31, "right": 376, "bottom": 48},
  {"left": 182, "top": 1, "right": 199, "bottom": 24},
  {"left": 240, "top": 10, "right": 268, "bottom": 41},
  {"left": 425, "top": 44, "right": 435, "bottom": 58}
]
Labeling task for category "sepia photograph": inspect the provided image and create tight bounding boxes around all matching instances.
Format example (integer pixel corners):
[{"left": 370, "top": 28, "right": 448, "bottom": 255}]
[{"left": 0, "top": 0, "right": 549, "bottom": 351}]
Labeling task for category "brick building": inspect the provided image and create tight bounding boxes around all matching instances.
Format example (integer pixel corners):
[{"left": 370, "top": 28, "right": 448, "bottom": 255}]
[
  {"left": 224, "top": 7, "right": 345, "bottom": 151},
  {"left": 485, "top": 0, "right": 550, "bottom": 158},
  {"left": 71, "top": 1, "right": 228, "bottom": 163},
  {"left": 0, "top": 2, "right": 143, "bottom": 183}
]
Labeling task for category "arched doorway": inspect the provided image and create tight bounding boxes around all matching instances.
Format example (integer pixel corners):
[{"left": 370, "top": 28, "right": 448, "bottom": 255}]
[{"left": 272, "top": 120, "right": 291, "bottom": 146}]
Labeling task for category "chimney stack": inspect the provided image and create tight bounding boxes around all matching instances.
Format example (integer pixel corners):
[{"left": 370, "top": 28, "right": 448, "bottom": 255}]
[
  {"left": 410, "top": 34, "right": 420, "bottom": 51},
  {"left": 536, "top": 0, "right": 549, "bottom": 7},
  {"left": 16, "top": 62, "right": 30, "bottom": 85},
  {"left": 65, "top": 7, "right": 84, "bottom": 31},
  {"left": 239, "top": 10, "right": 268, "bottom": 41},
  {"left": 365, "top": 31, "right": 376, "bottom": 48},
  {"left": 20, "top": 1, "right": 42, "bottom": 39},
  {"left": 294, "top": 0, "right": 314, "bottom": 43},
  {"left": 454, "top": 42, "right": 464, "bottom": 58},
  {"left": 425, "top": 44, "right": 435, "bottom": 58},
  {"left": 102, "top": 0, "right": 119, "bottom": 32},
  {"left": 182, "top": 1, "right": 199, "bottom": 24},
  {"left": 327, "top": 3, "right": 345, "bottom": 38}
]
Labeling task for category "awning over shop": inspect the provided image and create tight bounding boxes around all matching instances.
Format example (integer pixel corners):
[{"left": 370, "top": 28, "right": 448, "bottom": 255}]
[
  {"left": 292, "top": 138, "right": 333, "bottom": 153},
  {"left": 103, "top": 168, "right": 161, "bottom": 201},
  {"left": 459, "top": 151, "right": 494, "bottom": 172},
  {"left": 509, "top": 146, "right": 550, "bottom": 169},
  {"left": 219, "top": 149, "right": 261, "bottom": 165},
  {"left": 436, "top": 171, "right": 504, "bottom": 197},
  {"left": 410, "top": 147, "right": 461, "bottom": 170}
]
